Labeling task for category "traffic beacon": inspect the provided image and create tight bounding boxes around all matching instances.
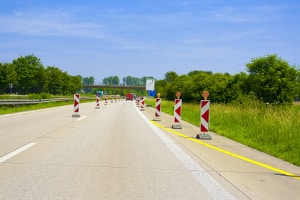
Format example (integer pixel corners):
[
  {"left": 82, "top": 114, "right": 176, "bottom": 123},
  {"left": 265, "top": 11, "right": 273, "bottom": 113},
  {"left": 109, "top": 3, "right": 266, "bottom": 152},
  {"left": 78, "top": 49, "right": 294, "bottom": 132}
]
[
  {"left": 153, "top": 93, "right": 161, "bottom": 121},
  {"left": 172, "top": 91, "right": 182, "bottom": 129},
  {"left": 196, "top": 91, "right": 212, "bottom": 140}
]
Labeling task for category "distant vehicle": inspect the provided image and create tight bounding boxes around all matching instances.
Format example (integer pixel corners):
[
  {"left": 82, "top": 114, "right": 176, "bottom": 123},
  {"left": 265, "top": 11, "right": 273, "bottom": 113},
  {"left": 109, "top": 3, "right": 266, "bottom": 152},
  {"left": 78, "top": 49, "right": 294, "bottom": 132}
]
[{"left": 126, "top": 93, "right": 134, "bottom": 101}]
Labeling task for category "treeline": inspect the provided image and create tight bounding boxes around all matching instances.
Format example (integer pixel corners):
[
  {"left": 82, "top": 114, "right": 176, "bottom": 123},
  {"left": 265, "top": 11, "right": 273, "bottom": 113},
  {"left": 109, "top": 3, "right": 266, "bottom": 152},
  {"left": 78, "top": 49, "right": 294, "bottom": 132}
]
[
  {"left": 0, "top": 55, "right": 82, "bottom": 95},
  {"left": 101, "top": 75, "right": 155, "bottom": 86},
  {"left": 1, "top": 54, "right": 299, "bottom": 105},
  {"left": 97, "top": 76, "right": 155, "bottom": 96},
  {"left": 156, "top": 55, "right": 300, "bottom": 105}
]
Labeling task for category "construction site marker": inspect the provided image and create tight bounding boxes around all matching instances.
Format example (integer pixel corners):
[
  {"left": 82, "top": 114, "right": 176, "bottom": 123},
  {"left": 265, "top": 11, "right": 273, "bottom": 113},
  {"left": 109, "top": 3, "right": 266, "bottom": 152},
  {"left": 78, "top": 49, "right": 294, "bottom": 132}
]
[{"left": 72, "top": 93, "right": 80, "bottom": 117}]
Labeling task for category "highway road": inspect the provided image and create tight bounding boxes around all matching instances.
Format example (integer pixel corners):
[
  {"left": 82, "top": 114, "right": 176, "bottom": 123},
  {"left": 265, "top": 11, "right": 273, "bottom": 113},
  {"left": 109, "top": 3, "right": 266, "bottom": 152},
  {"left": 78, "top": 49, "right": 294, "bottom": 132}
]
[{"left": 0, "top": 100, "right": 299, "bottom": 199}]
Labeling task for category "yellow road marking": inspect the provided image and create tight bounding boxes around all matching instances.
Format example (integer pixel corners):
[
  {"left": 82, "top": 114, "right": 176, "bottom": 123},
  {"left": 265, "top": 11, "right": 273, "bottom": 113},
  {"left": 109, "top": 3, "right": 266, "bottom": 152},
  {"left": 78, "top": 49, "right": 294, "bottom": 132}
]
[{"left": 150, "top": 120, "right": 300, "bottom": 181}]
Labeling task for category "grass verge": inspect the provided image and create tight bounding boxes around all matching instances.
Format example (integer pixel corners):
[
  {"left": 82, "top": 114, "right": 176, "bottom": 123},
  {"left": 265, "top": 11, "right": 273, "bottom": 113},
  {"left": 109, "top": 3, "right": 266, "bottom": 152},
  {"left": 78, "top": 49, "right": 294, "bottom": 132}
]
[
  {"left": 0, "top": 94, "right": 94, "bottom": 115},
  {"left": 145, "top": 98, "right": 300, "bottom": 166}
]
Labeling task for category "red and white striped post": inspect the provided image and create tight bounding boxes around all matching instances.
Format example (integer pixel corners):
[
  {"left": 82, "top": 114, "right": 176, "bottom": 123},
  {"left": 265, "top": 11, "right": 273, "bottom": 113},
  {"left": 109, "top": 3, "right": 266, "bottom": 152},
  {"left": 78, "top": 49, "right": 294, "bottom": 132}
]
[
  {"left": 172, "top": 92, "right": 182, "bottom": 129},
  {"left": 153, "top": 93, "right": 161, "bottom": 121},
  {"left": 104, "top": 96, "right": 108, "bottom": 105},
  {"left": 136, "top": 97, "right": 140, "bottom": 107},
  {"left": 197, "top": 91, "right": 212, "bottom": 140},
  {"left": 72, "top": 93, "right": 80, "bottom": 117},
  {"left": 140, "top": 97, "right": 145, "bottom": 111},
  {"left": 95, "top": 94, "right": 100, "bottom": 109}
]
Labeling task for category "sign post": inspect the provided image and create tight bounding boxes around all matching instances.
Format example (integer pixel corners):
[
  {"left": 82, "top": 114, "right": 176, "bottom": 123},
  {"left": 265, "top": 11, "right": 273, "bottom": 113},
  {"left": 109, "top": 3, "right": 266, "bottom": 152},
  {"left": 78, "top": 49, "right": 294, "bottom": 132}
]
[
  {"left": 172, "top": 92, "right": 182, "bottom": 129},
  {"left": 140, "top": 97, "right": 145, "bottom": 111},
  {"left": 196, "top": 91, "right": 212, "bottom": 140},
  {"left": 95, "top": 93, "right": 100, "bottom": 109},
  {"left": 153, "top": 93, "right": 161, "bottom": 121},
  {"left": 72, "top": 93, "right": 80, "bottom": 117}
]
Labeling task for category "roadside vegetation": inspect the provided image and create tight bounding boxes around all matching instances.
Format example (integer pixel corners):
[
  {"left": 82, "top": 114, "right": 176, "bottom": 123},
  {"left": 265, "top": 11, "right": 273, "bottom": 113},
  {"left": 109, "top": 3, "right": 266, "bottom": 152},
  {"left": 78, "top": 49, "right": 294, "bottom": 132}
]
[
  {"left": 0, "top": 93, "right": 95, "bottom": 115},
  {"left": 0, "top": 100, "right": 72, "bottom": 115},
  {"left": 145, "top": 98, "right": 300, "bottom": 166}
]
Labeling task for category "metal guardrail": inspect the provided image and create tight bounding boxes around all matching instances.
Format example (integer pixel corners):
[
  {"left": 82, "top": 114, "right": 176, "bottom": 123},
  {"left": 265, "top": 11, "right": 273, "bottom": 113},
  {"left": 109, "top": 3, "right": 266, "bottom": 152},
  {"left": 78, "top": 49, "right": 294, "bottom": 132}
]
[
  {"left": 0, "top": 98, "right": 70, "bottom": 105},
  {"left": 0, "top": 97, "right": 100, "bottom": 106}
]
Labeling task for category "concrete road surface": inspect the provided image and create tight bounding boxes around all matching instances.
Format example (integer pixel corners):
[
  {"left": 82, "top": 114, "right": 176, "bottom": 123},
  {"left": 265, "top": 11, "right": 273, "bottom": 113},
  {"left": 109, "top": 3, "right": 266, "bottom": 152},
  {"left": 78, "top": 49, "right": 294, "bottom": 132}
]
[{"left": 0, "top": 100, "right": 299, "bottom": 199}]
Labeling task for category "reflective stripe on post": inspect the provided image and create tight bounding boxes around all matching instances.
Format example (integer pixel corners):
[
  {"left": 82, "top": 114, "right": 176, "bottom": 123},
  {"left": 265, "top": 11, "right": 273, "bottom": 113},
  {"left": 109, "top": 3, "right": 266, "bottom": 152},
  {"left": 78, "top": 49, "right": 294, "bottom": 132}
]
[
  {"left": 153, "top": 98, "right": 161, "bottom": 121},
  {"left": 197, "top": 100, "right": 212, "bottom": 140},
  {"left": 172, "top": 99, "right": 182, "bottom": 129},
  {"left": 72, "top": 93, "right": 80, "bottom": 117},
  {"left": 95, "top": 95, "right": 100, "bottom": 109},
  {"left": 200, "top": 100, "right": 210, "bottom": 132},
  {"left": 140, "top": 97, "right": 145, "bottom": 111}
]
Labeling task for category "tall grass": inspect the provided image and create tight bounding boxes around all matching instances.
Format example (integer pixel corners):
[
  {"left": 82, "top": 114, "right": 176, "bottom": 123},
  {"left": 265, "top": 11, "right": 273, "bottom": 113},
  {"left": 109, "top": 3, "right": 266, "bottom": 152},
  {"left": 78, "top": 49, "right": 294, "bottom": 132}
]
[
  {"left": 145, "top": 98, "right": 300, "bottom": 166},
  {"left": 212, "top": 104, "right": 300, "bottom": 165}
]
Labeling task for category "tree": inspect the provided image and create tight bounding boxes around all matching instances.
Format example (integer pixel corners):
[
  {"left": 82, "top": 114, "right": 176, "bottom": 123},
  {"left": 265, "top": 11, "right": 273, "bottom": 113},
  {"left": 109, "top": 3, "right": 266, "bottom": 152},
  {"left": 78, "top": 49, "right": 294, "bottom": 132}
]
[
  {"left": 103, "top": 76, "right": 120, "bottom": 85},
  {"left": 246, "top": 54, "right": 300, "bottom": 105},
  {"left": 82, "top": 76, "right": 94, "bottom": 93},
  {"left": 112, "top": 76, "right": 119, "bottom": 85},
  {"left": 0, "top": 63, "right": 17, "bottom": 93},
  {"left": 224, "top": 72, "right": 249, "bottom": 103},
  {"left": 13, "top": 55, "right": 45, "bottom": 94},
  {"left": 171, "top": 75, "right": 194, "bottom": 101},
  {"left": 205, "top": 73, "right": 230, "bottom": 103},
  {"left": 187, "top": 70, "right": 212, "bottom": 76},
  {"left": 45, "top": 66, "right": 64, "bottom": 94},
  {"left": 155, "top": 79, "right": 167, "bottom": 97},
  {"left": 164, "top": 71, "right": 178, "bottom": 82},
  {"left": 82, "top": 76, "right": 94, "bottom": 85}
]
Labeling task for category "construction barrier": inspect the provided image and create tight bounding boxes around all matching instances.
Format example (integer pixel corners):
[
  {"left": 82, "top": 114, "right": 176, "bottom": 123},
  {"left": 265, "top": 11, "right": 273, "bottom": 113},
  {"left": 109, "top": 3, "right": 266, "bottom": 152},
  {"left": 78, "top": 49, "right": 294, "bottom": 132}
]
[
  {"left": 104, "top": 96, "right": 108, "bottom": 105},
  {"left": 153, "top": 97, "right": 161, "bottom": 121},
  {"left": 140, "top": 97, "right": 145, "bottom": 111},
  {"left": 172, "top": 99, "right": 182, "bottom": 129},
  {"left": 197, "top": 91, "right": 212, "bottom": 140},
  {"left": 72, "top": 93, "right": 80, "bottom": 117},
  {"left": 95, "top": 94, "right": 100, "bottom": 109}
]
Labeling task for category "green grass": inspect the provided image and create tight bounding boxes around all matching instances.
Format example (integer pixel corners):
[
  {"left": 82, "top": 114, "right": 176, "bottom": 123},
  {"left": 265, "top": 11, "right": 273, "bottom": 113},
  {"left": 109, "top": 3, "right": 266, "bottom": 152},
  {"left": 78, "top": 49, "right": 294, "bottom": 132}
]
[
  {"left": 0, "top": 94, "right": 95, "bottom": 115},
  {"left": 146, "top": 98, "right": 300, "bottom": 166},
  {"left": 0, "top": 101, "right": 72, "bottom": 115}
]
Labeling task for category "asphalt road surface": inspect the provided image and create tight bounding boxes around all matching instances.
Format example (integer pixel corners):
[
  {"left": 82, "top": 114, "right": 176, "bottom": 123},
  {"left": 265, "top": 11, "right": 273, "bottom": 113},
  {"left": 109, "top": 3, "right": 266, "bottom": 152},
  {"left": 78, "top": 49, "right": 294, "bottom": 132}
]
[{"left": 0, "top": 100, "right": 299, "bottom": 199}]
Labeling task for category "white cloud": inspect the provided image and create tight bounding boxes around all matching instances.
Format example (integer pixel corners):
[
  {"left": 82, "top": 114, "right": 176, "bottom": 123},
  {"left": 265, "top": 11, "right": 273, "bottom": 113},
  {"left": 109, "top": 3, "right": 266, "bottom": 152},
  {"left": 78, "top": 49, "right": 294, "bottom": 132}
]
[{"left": 0, "top": 9, "right": 108, "bottom": 39}]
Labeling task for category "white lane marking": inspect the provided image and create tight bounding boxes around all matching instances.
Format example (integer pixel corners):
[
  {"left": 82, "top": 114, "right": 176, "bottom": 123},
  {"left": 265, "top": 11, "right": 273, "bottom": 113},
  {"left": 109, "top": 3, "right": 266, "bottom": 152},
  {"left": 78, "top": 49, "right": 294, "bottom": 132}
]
[
  {"left": 135, "top": 106, "right": 236, "bottom": 200},
  {"left": 76, "top": 116, "right": 87, "bottom": 121},
  {"left": 0, "top": 143, "right": 36, "bottom": 163}
]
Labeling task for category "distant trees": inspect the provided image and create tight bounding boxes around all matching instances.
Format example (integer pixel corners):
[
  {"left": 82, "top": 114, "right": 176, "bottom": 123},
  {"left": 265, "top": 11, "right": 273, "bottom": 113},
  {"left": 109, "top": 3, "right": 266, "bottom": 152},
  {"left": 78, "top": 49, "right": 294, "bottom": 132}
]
[
  {"left": 103, "top": 76, "right": 120, "bottom": 85},
  {"left": 121, "top": 76, "right": 155, "bottom": 86},
  {"left": 0, "top": 55, "right": 82, "bottom": 95},
  {"left": 1, "top": 54, "right": 299, "bottom": 105}
]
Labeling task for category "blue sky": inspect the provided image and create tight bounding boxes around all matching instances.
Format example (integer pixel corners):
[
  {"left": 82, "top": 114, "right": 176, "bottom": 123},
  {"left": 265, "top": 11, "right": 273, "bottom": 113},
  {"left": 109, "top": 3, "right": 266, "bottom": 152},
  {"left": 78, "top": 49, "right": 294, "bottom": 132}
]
[{"left": 0, "top": 0, "right": 299, "bottom": 83}]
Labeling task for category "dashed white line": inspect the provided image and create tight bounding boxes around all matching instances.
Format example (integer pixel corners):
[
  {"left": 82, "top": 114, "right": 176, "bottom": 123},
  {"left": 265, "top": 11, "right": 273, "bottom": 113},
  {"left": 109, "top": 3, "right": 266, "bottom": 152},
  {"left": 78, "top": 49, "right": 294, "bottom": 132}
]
[
  {"left": 0, "top": 143, "right": 36, "bottom": 163},
  {"left": 76, "top": 116, "right": 87, "bottom": 121}
]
